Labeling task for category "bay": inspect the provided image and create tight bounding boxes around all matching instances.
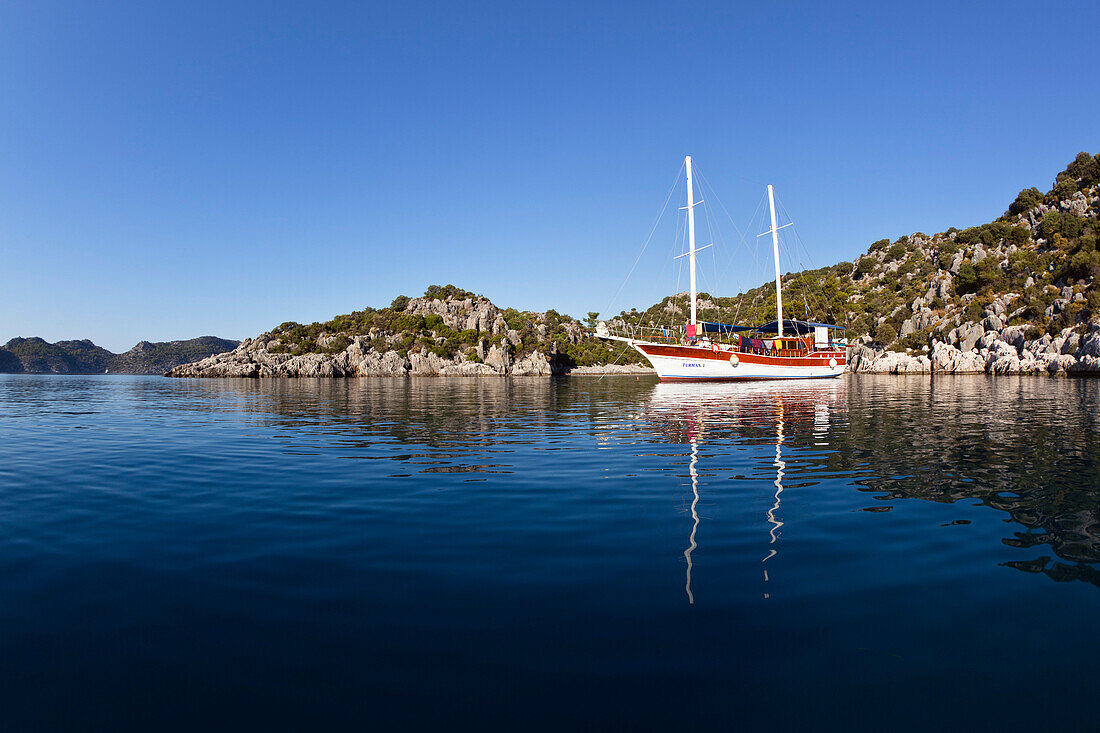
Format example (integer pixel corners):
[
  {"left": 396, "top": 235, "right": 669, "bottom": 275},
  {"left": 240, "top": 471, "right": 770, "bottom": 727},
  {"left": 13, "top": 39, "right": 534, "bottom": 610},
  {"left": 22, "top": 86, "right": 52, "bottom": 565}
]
[{"left": 1, "top": 374, "right": 1097, "bottom": 730}]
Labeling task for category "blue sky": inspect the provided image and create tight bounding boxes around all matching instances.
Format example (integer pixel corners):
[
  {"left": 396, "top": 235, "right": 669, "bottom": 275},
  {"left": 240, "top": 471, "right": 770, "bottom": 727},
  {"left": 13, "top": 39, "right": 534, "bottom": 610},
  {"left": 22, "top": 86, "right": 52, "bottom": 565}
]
[{"left": 2, "top": 1, "right": 1097, "bottom": 351}]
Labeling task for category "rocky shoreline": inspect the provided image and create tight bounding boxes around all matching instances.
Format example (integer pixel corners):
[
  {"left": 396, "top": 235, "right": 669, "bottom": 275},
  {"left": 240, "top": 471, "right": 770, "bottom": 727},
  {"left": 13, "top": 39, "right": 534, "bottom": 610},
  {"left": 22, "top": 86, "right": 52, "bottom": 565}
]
[
  {"left": 847, "top": 321, "right": 1100, "bottom": 374},
  {"left": 165, "top": 326, "right": 1100, "bottom": 379},
  {"left": 165, "top": 334, "right": 657, "bottom": 378},
  {"left": 165, "top": 321, "right": 1100, "bottom": 379}
]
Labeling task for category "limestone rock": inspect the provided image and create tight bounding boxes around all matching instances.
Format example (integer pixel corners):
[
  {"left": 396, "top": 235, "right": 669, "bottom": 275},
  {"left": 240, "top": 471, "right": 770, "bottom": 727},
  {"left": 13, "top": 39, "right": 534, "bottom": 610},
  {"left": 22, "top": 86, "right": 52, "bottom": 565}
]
[
  {"left": 982, "top": 314, "right": 1004, "bottom": 332},
  {"left": 949, "top": 252, "right": 964, "bottom": 274},
  {"left": 929, "top": 342, "right": 985, "bottom": 373},
  {"left": 565, "top": 364, "right": 656, "bottom": 375},
  {"left": 1075, "top": 330, "right": 1100, "bottom": 359},
  {"left": 846, "top": 344, "right": 930, "bottom": 374},
  {"left": 511, "top": 350, "right": 555, "bottom": 376},
  {"left": 485, "top": 345, "right": 511, "bottom": 372},
  {"left": 958, "top": 322, "right": 984, "bottom": 352}
]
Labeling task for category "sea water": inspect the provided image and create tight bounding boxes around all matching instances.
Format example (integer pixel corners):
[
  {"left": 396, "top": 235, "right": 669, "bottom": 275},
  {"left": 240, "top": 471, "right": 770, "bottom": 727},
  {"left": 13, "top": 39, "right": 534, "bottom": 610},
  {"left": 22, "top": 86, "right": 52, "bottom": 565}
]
[{"left": 1, "top": 374, "right": 1098, "bottom": 729}]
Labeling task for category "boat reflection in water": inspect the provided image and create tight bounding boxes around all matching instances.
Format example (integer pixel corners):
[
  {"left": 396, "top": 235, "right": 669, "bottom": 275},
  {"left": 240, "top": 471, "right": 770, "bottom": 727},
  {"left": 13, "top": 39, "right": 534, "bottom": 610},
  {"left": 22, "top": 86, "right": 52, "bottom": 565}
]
[{"left": 643, "top": 380, "right": 846, "bottom": 603}]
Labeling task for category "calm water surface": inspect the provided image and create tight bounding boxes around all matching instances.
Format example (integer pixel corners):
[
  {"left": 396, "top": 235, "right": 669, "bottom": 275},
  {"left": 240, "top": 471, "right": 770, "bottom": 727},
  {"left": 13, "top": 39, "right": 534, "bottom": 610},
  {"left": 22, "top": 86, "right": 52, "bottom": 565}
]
[{"left": 1, "top": 374, "right": 1098, "bottom": 730}]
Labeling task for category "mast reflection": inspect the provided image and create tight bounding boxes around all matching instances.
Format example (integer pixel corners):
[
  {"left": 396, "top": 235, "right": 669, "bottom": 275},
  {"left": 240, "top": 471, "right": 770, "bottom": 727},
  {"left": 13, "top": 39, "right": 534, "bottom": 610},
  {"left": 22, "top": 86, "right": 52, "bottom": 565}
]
[
  {"left": 644, "top": 381, "right": 843, "bottom": 603},
  {"left": 763, "top": 400, "right": 785, "bottom": 599},
  {"left": 685, "top": 439, "right": 699, "bottom": 604}
]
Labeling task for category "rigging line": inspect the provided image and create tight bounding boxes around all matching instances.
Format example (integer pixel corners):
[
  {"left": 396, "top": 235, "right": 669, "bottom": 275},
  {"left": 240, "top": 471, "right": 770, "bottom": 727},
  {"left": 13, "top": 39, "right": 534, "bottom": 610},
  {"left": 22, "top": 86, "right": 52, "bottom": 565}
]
[
  {"left": 650, "top": 184, "right": 688, "bottom": 331},
  {"left": 601, "top": 161, "right": 684, "bottom": 320},
  {"left": 608, "top": 168, "right": 684, "bottom": 337},
  {"left": 635, "top": 193, "right": 686, "bottom": 339},
  {"left": 732, "top": 201, "right": 762, "bottom": 326},
  {"left": 595, "top": 340, "right": 636, "bottom": 382},
  {"left": 701, "top": 186, "right": 732, "bottom": 293},
  {"left": 660, "top": 193, "right": 687, "bottom": 334},
  {"left": 653, "top": 183, "right": 688, "bottom": 335},
  {"left": 649, "top": 212, "right": 685, "bottom": 337},
  {"left": 778, "top": 236, "right": 822, "bottom": 320},
  {"left": 695, "top": 164, "right": 770, "bottom": 321},
  {"left": 698, "top": 162, "right": 769, "bottom": 192},
  {"left": 775, "top": 195, "right": 834, "bottom": 319},
  {"left": 670, "top": 199, "right": 689, "bottom": 330},
  {"left": 693, "top": 164, "right": 749, "bottom": 245},
  {"left": 694, "top": 184, "right": 726, "bottom": 329},
  {"left": 743, "top": 191, "right": 768, "bottom": 282},
  {"left": 708, "top": 204, "right": 721, "bottom": 330},
  {"left": 698, "top": 167, "right": 770, "bottom": 319},
  {"left": 734, "top": 194, "right": 770, "bottom": 325},
  {"left": 776, "top": 196, "right": 820, "bottom": 277},
  {"left": 789, "top": 248, "right": 827, "bottom": 319},
  {"left": 724, "top": 185, "right": 763, "bottom": 264},
  {"left": 697, "top": 182, "right": 766, "bottom": 327},
  {"left": 788, "top": 232, "right": 830, "bottom": 316}
]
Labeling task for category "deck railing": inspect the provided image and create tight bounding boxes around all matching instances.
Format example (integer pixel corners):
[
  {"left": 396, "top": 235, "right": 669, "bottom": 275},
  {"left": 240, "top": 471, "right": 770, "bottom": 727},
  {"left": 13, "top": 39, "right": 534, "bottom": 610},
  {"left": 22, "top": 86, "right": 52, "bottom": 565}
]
[
  {"left": 597, "top": 323, "right": 845, "bottom": 357},
  {"left": 598, "top": 323, "right": 683, "bottom": 344}
]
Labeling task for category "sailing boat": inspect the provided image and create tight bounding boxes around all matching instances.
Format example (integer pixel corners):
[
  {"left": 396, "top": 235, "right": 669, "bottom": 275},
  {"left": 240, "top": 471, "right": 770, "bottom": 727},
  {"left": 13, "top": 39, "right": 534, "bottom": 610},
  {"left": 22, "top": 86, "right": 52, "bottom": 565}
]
[{"left": 596, "top": 156, "right": 847, "bottom": 381}]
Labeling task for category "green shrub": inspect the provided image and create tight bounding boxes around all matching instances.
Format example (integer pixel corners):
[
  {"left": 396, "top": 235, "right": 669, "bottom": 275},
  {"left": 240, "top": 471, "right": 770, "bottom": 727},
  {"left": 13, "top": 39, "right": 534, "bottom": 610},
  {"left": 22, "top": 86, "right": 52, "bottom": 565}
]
[
  {"left": 974, "top": 257, "right": 1004, "bottom": 292},
  {"left": 424, "top": 284, "right": 477, "bottom": 301},
  {"left": 1007, "top": 248, "right": 1036, "bottom": 275},
  {"left": 935, "top": 241, "right": 959, "bottom": 269},
  {"left": 888, "top": 241, "right": 907, "bottom": 260},
  {"left": 965, "top": 300, "right": 983, "bottom": 323},
  {"left": 1005, "top": 226, "right": 1030, "bottom": 246},
  {"left": 396, "top": 314, "right": 426, "bottom": 332},
  {"left": 1065, "top": 249, "right": 1100, "bottom": 281},
  {"left": 1007, "top": 187, "right": 1044, "bottom": 217},
  {"left": 1058, "top": 152, "right": 1100, "bottom": 190},
  {"left": 1086, "top": 288, "right": 1100, "bottom": 316},
  {"left": 955, "top": 262, "right": 979, "bottom": 295},
  {"left": 899, "top": 330, "right": 928, "bottom": 351},
  {"left": 324, "top": 335, "right": 350, "bottom": 354},
  {"left": 1039, "top": 211, "right": 1084, "bottom": 240},
  {"left": 854, "top": 255, "right": 876, "bottom": 277}
]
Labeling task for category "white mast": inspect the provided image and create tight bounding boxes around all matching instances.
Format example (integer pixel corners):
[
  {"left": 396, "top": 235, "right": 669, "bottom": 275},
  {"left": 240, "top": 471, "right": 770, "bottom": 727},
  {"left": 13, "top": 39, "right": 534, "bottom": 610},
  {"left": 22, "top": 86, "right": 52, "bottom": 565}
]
[
  {"left": 767, "top": 184, "right": 784, "bottom": 338},
  {"left": 686, "top": 156, "right": 698, "bottom": 327}
]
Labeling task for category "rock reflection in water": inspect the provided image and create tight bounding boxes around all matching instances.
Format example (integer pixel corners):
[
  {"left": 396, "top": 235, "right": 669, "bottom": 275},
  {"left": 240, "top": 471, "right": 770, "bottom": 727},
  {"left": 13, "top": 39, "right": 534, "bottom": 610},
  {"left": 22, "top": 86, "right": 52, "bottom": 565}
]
[
  {"left": 141, "top": 375, "right": 1100, "bottom": 589},
  {"left": 843, "top": 376, "right": 1100, "bottom": 586},
  {"left": 641, "top": 376, "right": 1100, "bottom": 591}
]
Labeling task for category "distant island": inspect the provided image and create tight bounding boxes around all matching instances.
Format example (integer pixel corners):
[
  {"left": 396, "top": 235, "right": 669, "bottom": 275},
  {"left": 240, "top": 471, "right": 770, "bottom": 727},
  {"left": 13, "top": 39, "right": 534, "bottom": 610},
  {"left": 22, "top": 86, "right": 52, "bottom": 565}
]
[
  {"left": 0, "top": 337, "right": 240, "bottom": 375},
  {"left": 166, "top": 152, "right": 1100, "bottom": 378}
]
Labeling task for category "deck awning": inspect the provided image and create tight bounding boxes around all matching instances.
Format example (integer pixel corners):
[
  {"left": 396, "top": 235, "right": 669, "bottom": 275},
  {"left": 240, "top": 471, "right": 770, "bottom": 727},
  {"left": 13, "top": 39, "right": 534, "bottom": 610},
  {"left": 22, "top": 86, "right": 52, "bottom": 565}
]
[
  {"left": 697, "top": 321, "right": 755, "bottom": 334},
  {"left": 754, "top": 319, "right": 845, "bottom": 335}
]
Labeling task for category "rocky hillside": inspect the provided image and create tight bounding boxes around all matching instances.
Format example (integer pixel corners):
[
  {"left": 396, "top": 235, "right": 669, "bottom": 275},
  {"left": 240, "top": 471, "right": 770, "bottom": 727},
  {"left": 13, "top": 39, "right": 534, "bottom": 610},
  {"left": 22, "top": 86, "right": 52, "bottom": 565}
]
[
  {"left": 610, "top": 151, "right": 1100, "bottom": 375},
  {"left": 169, "top": 152, "right": 1100, "bottom": 379},
  {"left": 167, "top": 285, "right": 646, "bottom": 378},
  {"left": 0, "top": 336, "right": 239, "bottom": 374}
]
